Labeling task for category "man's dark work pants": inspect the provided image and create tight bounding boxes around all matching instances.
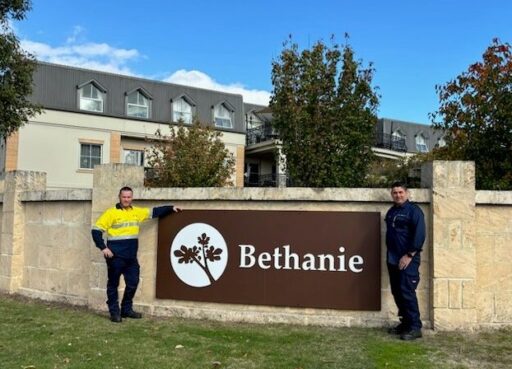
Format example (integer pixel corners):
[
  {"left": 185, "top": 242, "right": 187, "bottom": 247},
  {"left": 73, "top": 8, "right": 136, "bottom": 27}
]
[
  {"left": 106, "top": 257, "right": 140, "bottom": 315},
  {"left": 387, "top": 262, "right": 422, "bottom": 331}
]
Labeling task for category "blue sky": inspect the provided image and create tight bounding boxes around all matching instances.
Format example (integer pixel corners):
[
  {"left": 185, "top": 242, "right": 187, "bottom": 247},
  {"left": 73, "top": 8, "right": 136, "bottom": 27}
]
[{"left": 11, "top": 0, "right": 512, "bottom": 124}]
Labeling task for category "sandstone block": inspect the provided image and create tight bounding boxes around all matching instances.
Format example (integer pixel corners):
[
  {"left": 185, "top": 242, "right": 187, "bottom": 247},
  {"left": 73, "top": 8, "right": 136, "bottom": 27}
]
[
  {"left": 462, "top": 280, "right": 475, "bottom": 309},
  {"left": 433, "top": 278, "right": 449, "bottom": 308},
  {"left": 476, "top": 291, "right": 495, "bottom": 324},
  {"left": 449, "top": 280, "right": 462, "bottom": 309},
  {"left": 42, "top": 203, "right": 63, "bottom": 224},
  {"left": 495, "top": 291, "right": 512, "bottom": 322},
  {"left": 24, "top": 203, "right": 44, "bottom": 223},
  {"left": 433, "top": 307, "right": 477, "bottom": 330},
  {"left": 433, "top": 248, "right": 476, "bottom": 279},
  {"left": 62, "top": 203, "right": 88, "bottom": 224}
]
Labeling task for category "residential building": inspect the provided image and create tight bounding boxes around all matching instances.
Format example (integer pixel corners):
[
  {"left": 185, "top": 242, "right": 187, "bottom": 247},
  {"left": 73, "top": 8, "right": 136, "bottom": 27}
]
[
  {"left": 0, "top": 62, "right": 446, "bottom": 189},
  {"left": 1, "top": 62, "right": 246, "bottom": 189},
  {"left": 243, "top": 108, "right": 445, "bottom": 187}
]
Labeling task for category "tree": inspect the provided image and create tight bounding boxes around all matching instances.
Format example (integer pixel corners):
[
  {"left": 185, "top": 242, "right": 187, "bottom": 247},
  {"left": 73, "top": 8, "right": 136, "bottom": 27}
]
[
  {"left": 145, "top": 120, "right": 236, "bottom": 187},
  {"left": 270, "top": 36, "right": 379, "bottom": 187},
  {"left": 431, "top": 38, "right": 512, "bottom": 190},
  {"left": 0, "top": 0, "right": 40, "bottom": 138}
]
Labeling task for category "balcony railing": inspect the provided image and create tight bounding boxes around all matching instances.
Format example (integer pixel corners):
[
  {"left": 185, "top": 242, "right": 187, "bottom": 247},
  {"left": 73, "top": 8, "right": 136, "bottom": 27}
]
[
  {"left": 244, "top": 173, "right": 289, "bottom": 187},
  {"left": 248, "top": 125, "right": 408, "bottom": 153},
  {"left": 246, "top": 124, "right": 279, "bottom": 145},
  {"left": 374, "top": 133, "right": 408, "bottom": 152}
]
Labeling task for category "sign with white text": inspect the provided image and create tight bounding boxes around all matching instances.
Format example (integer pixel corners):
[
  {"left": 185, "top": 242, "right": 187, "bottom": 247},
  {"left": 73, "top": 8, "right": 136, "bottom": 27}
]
[{"left": 156, "top": 210, "right": 381, "bottom": 310}]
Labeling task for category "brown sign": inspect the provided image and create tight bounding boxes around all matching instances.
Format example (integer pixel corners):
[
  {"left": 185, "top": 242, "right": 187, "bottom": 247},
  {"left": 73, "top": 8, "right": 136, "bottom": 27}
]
[{"left": 156, "top": 210, "right": 381, "bottom": 310}]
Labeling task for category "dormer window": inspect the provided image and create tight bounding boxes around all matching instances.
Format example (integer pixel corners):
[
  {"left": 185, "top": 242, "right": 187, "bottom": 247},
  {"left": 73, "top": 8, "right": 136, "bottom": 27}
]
[
  {"left": 172, "top": 96, "right": 194, "bottom": 124},
  {"left": 214, "top": 102, "right": 234, "bottom": 128},
  {"left": 416, "top": 133, "right": 428, "bottom": 153},
  {"left": 392, "top": 130, "right": 405, "bottom": 141},
  {"left": 79, "top": 82, "right": 105, "bottom": 112},
  {"left": 126, "top": 89, "right": 151, "bottom": 118}
]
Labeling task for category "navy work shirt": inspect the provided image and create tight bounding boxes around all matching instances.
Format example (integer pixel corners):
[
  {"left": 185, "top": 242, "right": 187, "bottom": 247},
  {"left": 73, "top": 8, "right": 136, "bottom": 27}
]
[{"left": 385, "top": 200, "right": 425, "bottom": 266}]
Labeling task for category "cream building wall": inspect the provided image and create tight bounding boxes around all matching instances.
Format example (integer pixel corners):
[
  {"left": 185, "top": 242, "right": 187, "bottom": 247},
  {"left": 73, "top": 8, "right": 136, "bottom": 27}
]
[{"left": 10, "top": 109, "right": 246, "bottom": 189}]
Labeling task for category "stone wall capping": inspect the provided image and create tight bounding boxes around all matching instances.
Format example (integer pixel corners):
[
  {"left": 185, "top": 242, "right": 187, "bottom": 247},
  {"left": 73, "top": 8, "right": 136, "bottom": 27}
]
[
  {"left": 476, "top": 190, "right": 512, "bottom": 205},
  {"left": 20, "top": 189, "right": 92, "bottom": 202},
  {"left": 136, "top": 187, "right": 431, "bottom": 203}
]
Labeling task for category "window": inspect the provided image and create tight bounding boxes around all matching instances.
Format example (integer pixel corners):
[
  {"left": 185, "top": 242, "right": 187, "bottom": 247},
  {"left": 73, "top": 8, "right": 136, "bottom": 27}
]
[
  {"left": 79, "top": 83, "right": 104, "bottom": 112},
  {"left": 80, "top": 143, "right": 102, "bottom": 169},
  {"left": 123, "top": 149, "right": 144, "bottom": 166},
  {"left": 214, "top": 104, "right": 234, "bottom": 128},
  {"left": 437, "top": 137, "right": 446, "bottom": 148},
  {"left": 415, "top": 134, "right": 428, "bottom": 153},
  {"left": 392, "top": 130, "right": 405, "bottom": 141},
  {"left": 173, "top": 97, "right": 193, "bottom": 123},
  {"left": 127, "top": 90, "right": 150, "bottom": 118}
]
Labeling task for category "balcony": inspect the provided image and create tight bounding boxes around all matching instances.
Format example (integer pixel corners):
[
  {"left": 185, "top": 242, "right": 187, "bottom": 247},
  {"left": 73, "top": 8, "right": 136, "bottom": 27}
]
[
  {"left": 246, "top": 124, "right": 279, "bottom": 145},
  {"left": 244, "top": 173, "right": 288, "bottom": 187},
  {"left": 374, "top": 133, "right": 407, "bottom": 152}
]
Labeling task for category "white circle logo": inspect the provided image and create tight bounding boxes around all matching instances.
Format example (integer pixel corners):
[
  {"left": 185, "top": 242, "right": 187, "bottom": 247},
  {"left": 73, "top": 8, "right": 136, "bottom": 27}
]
[{"left": 170, "top": 223, "right": 228, "bottom": 287}]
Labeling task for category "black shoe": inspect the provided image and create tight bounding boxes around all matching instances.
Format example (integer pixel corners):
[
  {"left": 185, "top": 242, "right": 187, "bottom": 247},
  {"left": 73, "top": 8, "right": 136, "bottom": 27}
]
[
  {"left": 121, "top": 310, "right": 142, "bottom": 319},
  {"left": 387, "top": 323, "right": 406, "bottom": 335},
  {"left": 400, "top": 329, "right": 422, "bottom": 341},
  {"left": 110, "top": 314, "right": 122, "bottom": 323}
]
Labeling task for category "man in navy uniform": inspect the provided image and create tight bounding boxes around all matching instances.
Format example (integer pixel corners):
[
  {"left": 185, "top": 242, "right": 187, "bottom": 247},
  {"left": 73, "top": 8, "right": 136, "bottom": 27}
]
[{"left": 385, "top": 182, "right": 425, "bottom": 340}]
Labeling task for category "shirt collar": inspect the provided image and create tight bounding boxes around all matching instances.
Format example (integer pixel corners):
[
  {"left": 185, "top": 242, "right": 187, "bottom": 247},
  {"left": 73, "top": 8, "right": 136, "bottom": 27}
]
[{"left": 116, "top": 203, "right": 133, "bottom": 210}]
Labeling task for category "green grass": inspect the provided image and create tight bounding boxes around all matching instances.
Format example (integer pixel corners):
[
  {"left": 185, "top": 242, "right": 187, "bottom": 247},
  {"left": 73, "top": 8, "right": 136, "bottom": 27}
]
[{"left": 1, "top": 294, "right": 511, "bottom": 369}]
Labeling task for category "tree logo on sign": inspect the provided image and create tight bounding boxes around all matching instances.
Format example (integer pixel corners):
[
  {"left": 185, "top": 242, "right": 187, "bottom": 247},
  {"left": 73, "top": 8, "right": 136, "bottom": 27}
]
[{"left": 170, "top": 223, "right": 228, "bottom": 287}]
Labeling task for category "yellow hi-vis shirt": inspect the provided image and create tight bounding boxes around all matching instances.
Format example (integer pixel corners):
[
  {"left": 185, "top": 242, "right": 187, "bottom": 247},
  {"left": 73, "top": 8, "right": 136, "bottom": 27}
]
[{"left": 93, "top": 205, "right": 150, "bottom": 242}]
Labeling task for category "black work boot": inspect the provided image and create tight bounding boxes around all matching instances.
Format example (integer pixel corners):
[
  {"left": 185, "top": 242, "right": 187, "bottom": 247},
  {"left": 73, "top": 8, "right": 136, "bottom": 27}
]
[
  {"left": 121, "top": 310, "right": 142, "bottom": 319},
  {"left": 110, "top": 314, "right": 122, "bottom": 323},
  {"left": 400, "top": 329, "right": 422, "bottom": 341}
]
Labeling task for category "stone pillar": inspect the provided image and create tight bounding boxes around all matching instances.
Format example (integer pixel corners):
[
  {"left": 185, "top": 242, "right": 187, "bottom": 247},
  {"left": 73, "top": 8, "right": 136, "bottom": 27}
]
[
  {"left": 0, "top": 171, "right": 47, "bottom": 292},
  {"left": 89, "top": 164, "right": 144, "bottom": 310},
  {"left": 422, "top": 161, "right": 477, "bottom": 330},
  {"left": 235, "top": 145, "right": 245, "bottom": 188}
]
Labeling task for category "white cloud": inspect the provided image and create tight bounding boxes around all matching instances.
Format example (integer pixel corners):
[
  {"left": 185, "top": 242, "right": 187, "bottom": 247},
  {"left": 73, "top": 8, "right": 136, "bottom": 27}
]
[
  {"left": 20, "top": 38, "right": 141, "bottom": 76},
  {"left": 165, "top": 69, "right": 270, "bottom": 106},
  {"left": 66, "top": 25, "right": 85, "bottom": 44}
]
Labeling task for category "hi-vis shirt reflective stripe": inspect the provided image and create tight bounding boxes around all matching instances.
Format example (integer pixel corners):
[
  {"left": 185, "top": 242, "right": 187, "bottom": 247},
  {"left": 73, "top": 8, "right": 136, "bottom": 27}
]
[{"left": 93, "top": 206, "right": 151, "bottom": 240}]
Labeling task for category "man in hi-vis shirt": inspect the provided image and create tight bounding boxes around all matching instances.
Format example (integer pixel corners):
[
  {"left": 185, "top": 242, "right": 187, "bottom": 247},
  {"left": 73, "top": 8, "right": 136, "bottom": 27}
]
[{"left": 91, "top": 186, "right": 181, "bottom": 322}]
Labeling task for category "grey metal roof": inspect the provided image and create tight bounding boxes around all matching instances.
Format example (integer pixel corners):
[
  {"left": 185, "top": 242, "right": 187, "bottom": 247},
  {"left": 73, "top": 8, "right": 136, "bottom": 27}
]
[
  {"left": 29, "top": 62, "right": 246, "bottom": 133},
  {"left": 377, "top": 118, "right": 445, "bottom": 153}
]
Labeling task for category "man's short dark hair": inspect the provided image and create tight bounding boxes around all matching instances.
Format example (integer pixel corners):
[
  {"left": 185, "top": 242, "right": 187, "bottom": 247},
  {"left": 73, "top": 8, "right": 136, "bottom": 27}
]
[
  {"left": 391, "top": 181, "right": 407, "bottom": 190},
  {"left": 119, "top": 186, "right": 133, "bottom": 195}
]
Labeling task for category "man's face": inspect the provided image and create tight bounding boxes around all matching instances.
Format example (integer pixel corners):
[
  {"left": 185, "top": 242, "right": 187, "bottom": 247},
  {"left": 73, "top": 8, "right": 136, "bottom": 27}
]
[
  {"left": 391, "top": 186, "right": 408, "bottom": 206},
  {"left": 119, "top": 190, "right": 133, "bottom": 208}
]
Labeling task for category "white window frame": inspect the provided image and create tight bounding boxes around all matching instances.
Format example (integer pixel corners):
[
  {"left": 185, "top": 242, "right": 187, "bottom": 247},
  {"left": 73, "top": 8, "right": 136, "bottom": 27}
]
[
  {"left": 392, "top": 130, "right": 405, "bottom": 141},
  {"left": 214, "top": 103, "right": 234, "bottom": 128},
  {"left": 172, "top": 97, "right": 193, "bottom": 124},
  {"left": 126, "top": 90, "right": 150, "bottom": 119},
  {"left": 79, "top": 83, "right": 104, "bottom": 112},
  {"left": 415, "top": 134, "right": 428, "bottom": 153},
  {"left": 123, "top": 149, "right": 145, "bottom": 166},
  {"left": 79, "top": 142, "right": 102, "bottom": 169}
]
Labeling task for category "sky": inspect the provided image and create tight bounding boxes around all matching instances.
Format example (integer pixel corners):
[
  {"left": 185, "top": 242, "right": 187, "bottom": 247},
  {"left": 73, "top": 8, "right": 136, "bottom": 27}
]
[{"left": 10, "top": 0, "right": 512, "bottom": 124}]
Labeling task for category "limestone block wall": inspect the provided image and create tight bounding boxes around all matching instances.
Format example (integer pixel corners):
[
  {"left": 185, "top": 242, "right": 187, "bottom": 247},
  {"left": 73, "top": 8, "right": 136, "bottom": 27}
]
[
  {"left": 0, "top": 163, "right": 511, "bottom": 331},
  {"left": 21, "top": 200, "right": 91, "bottom": 304},
  {"left": 474, "top": 192, "right": 512, "bottom": 327}
]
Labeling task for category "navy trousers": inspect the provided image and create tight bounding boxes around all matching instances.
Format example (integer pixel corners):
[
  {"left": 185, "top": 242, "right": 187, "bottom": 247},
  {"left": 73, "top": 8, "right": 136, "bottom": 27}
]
[
  {"left": 387, "top": 262, "right": 422, "bottom": 330},
  {"left": 105, "top": 257, "right": 140, "bottom": 316}
]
